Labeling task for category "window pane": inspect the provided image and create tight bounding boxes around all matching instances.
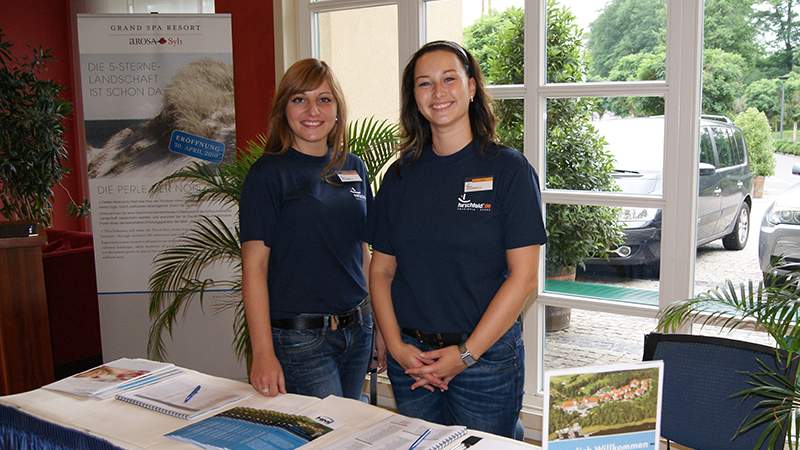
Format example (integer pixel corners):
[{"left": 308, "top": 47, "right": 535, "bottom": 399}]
[
  {"left": 544, "top": 203, "right": 661, "bottom": 304},
  {"left": 493, "top": 98, "right": 524, "bottom": 151},
  {"left": 712, "top": 127, "right": 735, "bottom": 168},
  {"left": 736, "top": 131, "right": 746, "bottom": 165},
  {"left": 694, "top": 0, "right": 799, "bottom": 314},
  {"left": 544, "top": 307, "right": 656, "bottom": 371},
  {"left": 547, "top": 0, "right": 666, "bottom": 83},
  {"left": 694, "top": 122, "right": 759, "bottom": 297},
  {"left": 316, "top": 6, "right": 400, "bottom": 123},
  {"left": 544, "top": 97, "right": 665, "bottom": 195},
  {"left": 132, "top": 0, "right": 206, "bottom": 13},
  {"left": 699, "top": 128, "right": 715, "bottom": 165},
  {"left": 425, "top": 0, "right": 525, "bottom": 85}
]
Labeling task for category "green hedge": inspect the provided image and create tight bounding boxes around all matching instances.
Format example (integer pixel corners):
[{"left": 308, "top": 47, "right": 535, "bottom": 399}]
[
  {"left": 775, "top": 140, "right": 800, "bottom": 156},
  {"left": 735, "top": 108, "right": 775, "bottom": 176}
]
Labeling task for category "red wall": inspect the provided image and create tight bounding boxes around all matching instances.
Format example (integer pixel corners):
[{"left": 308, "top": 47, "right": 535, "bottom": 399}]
[
  {"left": 215, "top": 0, "right": 276, "bottom": 147},
  {"left": 0, "top": 1, "right": 276, "bottom": 230}
]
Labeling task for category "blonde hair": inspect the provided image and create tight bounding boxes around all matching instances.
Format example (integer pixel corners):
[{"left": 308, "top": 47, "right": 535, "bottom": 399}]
[{"left": 265, "top": 58, "right": 348, "bottom": 177}]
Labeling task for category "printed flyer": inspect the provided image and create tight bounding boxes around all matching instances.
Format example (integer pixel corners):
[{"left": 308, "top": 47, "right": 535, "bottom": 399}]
[
  {"left": 76, "top": 15, "right": 243, "bottom": 378},
  {"left": 77, "top": 14, "right": 236, "bottom": 293},
  {"left": 543, "top": 361, "right": 663, "bottom": 450}
]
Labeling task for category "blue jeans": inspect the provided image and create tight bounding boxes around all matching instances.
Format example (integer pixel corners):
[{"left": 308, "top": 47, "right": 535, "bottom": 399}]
[
  {"left": 387, "top": 322, "right": 524, "bottom": 438},
  {"left": 272, "top": 314, "right": 373, "bottom": 400}
]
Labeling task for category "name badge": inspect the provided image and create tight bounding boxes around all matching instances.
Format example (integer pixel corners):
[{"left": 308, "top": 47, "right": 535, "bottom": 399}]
[
  {"left": 464, "top": 176, "right": 493, "bottom": 193},
  {"left": 337, "top": 170, "right": 362, "bottom": 182}
]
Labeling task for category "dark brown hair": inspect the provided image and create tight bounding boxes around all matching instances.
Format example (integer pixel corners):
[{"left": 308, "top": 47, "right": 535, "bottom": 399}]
[
  {"left": 264, "top": 58, "right": 348, "bottom": 177},
  {"left": 398, "top": 40, "right": 496, "bottom": 163}
]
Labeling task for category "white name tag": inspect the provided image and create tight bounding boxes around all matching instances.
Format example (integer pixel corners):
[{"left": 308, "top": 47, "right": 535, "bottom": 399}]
[
  {"left": 337, "top": 170, "right": 362, "bottom": 182},
  {"left": 464, "top": 177, "right": 493, "bottom": 193}
]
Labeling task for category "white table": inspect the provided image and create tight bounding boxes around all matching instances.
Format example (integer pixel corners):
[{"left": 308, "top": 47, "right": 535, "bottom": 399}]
[{"left": 0, "top": 369, "right": 536, "bottom": 450}]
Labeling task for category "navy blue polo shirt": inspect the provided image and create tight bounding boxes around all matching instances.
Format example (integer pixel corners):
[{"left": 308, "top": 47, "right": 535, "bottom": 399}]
[
  {"left": 239, "top": 149, "right": 372, "bottom": 319},
  {"left": 368, "top": 140, "right": 547, "bottom": 333}
]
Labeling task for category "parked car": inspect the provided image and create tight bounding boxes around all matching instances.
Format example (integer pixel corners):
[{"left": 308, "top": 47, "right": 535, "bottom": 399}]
[
  {"left": 586, "top": 115, "right": 753, "bottom": 273},
  {"left": 759, "top": 163, "right": 800, "bottom": 275}
]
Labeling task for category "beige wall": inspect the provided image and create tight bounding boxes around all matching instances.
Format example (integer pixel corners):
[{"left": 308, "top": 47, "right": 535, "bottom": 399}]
[
  {"left": 316, "top": 1, "right": 464, "bottom": 124},
  {"left": 425, "top": 0, "right": 465, "bottom": 44},
  {"left": 319, "top": 5, "right": 400, "bottom": 123}
]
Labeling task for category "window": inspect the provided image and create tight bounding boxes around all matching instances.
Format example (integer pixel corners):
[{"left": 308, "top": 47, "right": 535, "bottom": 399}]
[
  {"left": 290, "top": 0, "right": 704, "bottom": 421},
  {"left": 732, "top": 129, "right": 746, "bottom": 166},
  {"left": 76, "top": 0, "right": 213, "bottom": 13},
  {"left": 700, "top": 128, "right": 715, "bottom": 166},
  {"left": 713, "top": 127, "right": 735, "bottom": 168}
]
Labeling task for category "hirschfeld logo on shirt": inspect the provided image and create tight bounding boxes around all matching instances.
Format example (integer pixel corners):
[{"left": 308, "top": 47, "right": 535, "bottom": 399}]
[
  {"left": 457, "top": 194, "right": 492, "bottom": 212},
  {"left": 350, "top": 187, "right": 366, "bottom": 200}
]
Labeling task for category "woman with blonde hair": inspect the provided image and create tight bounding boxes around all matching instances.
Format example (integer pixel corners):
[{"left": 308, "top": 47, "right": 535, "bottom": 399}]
[{"left": 240, "top": 58, "right": 379, "bottom": 399}]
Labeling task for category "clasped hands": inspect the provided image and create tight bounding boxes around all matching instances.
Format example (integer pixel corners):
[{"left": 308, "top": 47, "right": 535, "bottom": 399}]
[{"left": 393, "top": 343, "right": 467, "bottom": 392}]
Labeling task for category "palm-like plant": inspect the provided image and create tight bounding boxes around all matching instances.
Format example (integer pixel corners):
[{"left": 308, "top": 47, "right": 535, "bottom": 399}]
[
  {"left": 347, "top": 116, "right": 399, "bottom": 192},
  {"left": 657, "top": 262, "right": 800, "bottom": 449},
  {"left": 147, "top": 117, "right": 399, "bottom": 363}
]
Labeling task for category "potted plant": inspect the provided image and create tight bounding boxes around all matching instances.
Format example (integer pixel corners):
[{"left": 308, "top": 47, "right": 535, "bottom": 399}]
[
  {"left": 465, "top": 2, "right": 624, "bottom": 331},
  {"left": 0, "top": 29, "right": 72, "bottom": 228},
  {"left": 657, "top": 261, "right": 800, "bottom": 448},
  {"left": 147, "top": 117, "right": 399, "bottom": 362},
  {"left": 734, "top": 108, "right": 774, "bottom": 198}
]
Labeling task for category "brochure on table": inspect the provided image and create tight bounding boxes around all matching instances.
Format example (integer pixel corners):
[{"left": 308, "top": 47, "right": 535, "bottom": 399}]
[
  {"left": 543, "top": 361, "right": 664, "bottom": 450},
  {"left": 43, "top": 358, "right": 178, "bottom": 399}
]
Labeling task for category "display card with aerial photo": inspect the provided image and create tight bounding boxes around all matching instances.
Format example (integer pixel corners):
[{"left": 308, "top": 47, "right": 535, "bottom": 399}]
[{"left": 543, "top": 361, "right": 663, "bottom": 450}]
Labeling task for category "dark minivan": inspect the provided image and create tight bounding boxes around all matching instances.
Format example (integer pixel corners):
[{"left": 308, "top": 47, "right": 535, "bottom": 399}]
[{"left": 588, "top": 115, "right": 753, "bottom": 273}]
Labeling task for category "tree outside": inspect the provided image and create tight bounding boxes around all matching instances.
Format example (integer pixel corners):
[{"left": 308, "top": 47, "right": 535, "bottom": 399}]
[
  {"left": 735, "top": 107, "right": 776, "bottom": 177},
  {"left": 582, "top": 0, "right": 789, "bottom": 177}
]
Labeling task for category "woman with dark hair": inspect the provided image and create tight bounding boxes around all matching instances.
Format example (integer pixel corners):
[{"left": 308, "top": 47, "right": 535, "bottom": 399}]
[
  {"left": 369, "top": 41, "right": 547, "bottom": 438},
  {"left": 240, "top": 58, "right": 380, "bottom": 400}
]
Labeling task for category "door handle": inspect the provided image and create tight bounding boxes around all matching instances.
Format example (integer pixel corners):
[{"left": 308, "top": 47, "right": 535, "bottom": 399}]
[
  {"left": 736, "top": 181, "right": 743, "bottom": 187},
  {"left": 714, "top": 187, "right": 722, "bottom": 196}
]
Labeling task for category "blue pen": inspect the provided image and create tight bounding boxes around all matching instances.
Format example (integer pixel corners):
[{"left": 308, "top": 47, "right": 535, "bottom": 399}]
[
  {"left": 184, "top": 385, "right": 201, "bottom": 403},
  {"left": 408, "top": 428, "right": 431, "bottom": 450}
]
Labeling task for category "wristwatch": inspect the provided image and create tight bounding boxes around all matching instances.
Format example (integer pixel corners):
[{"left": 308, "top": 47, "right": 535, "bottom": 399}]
[{"left": 458, "top": 343, "right": 478, "bottom": 368}]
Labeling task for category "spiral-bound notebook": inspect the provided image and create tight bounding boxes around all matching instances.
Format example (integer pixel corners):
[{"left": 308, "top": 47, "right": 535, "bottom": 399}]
[
  {"left": 317, "top": 414, "right": 467, "bottom": 450},
  {"left": 116, "top": 375, "right": 248, "bottom": 420}
]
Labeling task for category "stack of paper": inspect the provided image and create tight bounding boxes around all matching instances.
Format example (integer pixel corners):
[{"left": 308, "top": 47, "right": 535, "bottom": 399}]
[{"left": 44, "top": 358, "right": 181, "bottom": 399}]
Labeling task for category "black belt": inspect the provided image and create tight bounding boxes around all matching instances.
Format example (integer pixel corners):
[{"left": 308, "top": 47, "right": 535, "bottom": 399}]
[
  {"left": 401, "top": 328, "right": 468, "bottom": 349},
  {"left": 271, "top": 298, "right": 369, "bottom": 331}
]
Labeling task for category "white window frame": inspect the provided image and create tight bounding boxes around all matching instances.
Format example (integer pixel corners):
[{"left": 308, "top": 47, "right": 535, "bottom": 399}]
[{"left": 282, "top": 0, "right": 704, "bottom": 431}]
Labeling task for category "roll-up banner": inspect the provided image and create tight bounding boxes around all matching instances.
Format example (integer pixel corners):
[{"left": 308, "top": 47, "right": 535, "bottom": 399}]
[{"left": 77, "top": 14, "right": 243, "bottom": 378}]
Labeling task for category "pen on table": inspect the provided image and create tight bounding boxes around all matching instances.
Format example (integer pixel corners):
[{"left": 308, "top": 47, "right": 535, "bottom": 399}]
[
  {"left": 184, "top": 385, "right": 202, "bottom": 403},
  {"left": 452, "top": 436, "right": 482, "bottom": 450},
  {"left": 408, "top": 428, "right": 431, "bottom": 450}
]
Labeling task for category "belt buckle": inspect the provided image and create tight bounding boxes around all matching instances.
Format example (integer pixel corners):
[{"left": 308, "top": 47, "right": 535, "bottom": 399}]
[{"left": 329, "top": 315, "right": 339, "bottom": 331}]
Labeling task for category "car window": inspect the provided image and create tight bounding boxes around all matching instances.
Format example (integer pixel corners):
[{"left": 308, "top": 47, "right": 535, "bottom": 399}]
[
  {"left": 700, "top": 128, "right": 715, "bottom": 166},
  {"left": 712, "top": 127, "right": 735, "bottom": 168},
  {"left": 593, "top": 117, "right": 664, "bottom": 173},
  {"left": 733, "top": 129, "right": 747, "bottom": 165}
]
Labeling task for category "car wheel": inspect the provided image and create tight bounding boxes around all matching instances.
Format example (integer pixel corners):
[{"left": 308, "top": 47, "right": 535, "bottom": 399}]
[{"left": 722, "top": 202, "right": 750, "bottom": 250}]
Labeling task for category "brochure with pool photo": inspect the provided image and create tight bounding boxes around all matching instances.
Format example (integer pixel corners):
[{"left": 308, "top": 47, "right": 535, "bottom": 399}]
[
  {"left": 166, "top": 406, "right": 332, "bottom": 450},
  {"left": 543, "top": 361, "right": 663, "bottom": 450}
]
